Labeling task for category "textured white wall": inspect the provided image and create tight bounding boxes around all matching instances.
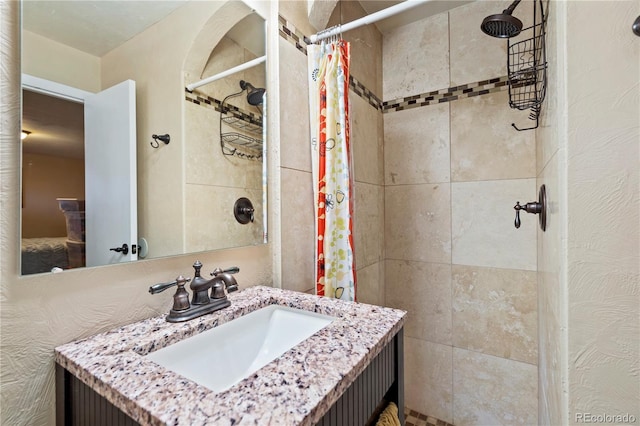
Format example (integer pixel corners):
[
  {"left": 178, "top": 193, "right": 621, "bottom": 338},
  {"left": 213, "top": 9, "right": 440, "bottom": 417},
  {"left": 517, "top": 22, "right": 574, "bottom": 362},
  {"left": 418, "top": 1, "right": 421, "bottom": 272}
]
[
  {"left": 0, "top": 2, "right": 278, "bottom": 425},
  {"left": 538, "top": 0, "right": 640, "bottom": 424},
  {"left": 565, "top": 1, "right": 639, "bottom": 422}
]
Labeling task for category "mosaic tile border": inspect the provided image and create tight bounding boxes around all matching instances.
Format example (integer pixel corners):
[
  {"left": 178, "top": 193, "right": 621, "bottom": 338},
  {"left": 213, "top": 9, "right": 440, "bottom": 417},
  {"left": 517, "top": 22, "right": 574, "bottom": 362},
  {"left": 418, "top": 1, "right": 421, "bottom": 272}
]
[
  {"left": 184, "top": 90, "right": 263, "bottom": 127},
  {"left": 405, "top": 407, "right": 455, "bottom": 426},
  {"left": 278, "top": 14, "right": 510, "bottom": 115},
  {"left": 350, "top": 75, "right": 383, "bottom": 110},
  {"left": 278, "top": 15, "right": 310, "bottom": 56},
  {"left": 382, "top": 76, "right": 510, "bottom": 113}
]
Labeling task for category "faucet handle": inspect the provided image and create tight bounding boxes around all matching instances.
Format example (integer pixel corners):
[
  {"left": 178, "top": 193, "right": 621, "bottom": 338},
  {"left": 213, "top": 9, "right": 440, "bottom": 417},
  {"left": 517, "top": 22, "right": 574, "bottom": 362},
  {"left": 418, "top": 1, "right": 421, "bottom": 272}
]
[
  {"left": 210, "top": 267, "right": 239, "bottom": 293},
  {"left": 149, "top": 277, "right": 192, "bottom": 294},
  {"left": 210, "top": 266, "right": 240, "bottom": 276}
]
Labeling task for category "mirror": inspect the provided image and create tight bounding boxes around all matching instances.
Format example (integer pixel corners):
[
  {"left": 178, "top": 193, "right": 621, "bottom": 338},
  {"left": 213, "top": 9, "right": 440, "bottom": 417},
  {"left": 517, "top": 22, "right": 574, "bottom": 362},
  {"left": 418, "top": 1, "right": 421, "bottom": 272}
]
[{"left": 20, "top": 0, "right": 267, "bottom": 275}]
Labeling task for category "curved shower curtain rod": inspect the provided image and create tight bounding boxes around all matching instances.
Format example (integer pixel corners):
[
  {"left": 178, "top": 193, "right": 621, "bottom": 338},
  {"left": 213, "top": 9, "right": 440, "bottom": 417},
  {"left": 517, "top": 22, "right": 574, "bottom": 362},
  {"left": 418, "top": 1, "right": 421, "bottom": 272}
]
[{"left": 309, "top": 0, "right": 432, "bottom": 43}]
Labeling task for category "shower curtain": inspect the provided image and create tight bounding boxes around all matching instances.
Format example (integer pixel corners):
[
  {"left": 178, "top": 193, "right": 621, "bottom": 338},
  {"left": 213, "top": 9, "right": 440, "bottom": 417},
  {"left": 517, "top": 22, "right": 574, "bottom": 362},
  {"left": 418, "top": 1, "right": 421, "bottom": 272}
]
[{"left": 307, "top": 40, "right": 356, "bottom": 301}]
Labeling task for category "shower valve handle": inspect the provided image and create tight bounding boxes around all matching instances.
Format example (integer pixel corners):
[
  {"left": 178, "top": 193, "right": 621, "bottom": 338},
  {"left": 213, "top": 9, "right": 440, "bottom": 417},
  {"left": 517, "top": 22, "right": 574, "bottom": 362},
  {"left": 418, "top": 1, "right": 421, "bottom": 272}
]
[
  {"left": 513, "top": 185, "right": 547, "bottom": 231},
  {"left": 513, "top": 201, "right": 542, "bottom": 229}
]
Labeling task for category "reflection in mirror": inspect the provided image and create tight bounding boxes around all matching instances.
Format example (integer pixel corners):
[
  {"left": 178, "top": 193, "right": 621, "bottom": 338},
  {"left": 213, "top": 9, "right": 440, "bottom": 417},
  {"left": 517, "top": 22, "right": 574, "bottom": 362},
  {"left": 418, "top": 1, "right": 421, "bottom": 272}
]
[
  {"left": 21, "top": 88, "right": 86, "bottom": 274},
  {"left": 20, "top": 1, "right": 267, "bottom": 275},
  {"left": 183, "top": 11, "right": 266, "bottom": 253},
  {"left": 22, "top": 75, "right": 139, "bottom": 276}
]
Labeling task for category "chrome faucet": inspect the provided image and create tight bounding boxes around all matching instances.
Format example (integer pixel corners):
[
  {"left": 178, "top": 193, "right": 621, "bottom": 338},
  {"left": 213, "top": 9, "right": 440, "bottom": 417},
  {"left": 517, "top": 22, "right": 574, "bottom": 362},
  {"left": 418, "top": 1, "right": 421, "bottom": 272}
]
[{"left": 149, "top": 261, "right": 239, "bottom": 323}]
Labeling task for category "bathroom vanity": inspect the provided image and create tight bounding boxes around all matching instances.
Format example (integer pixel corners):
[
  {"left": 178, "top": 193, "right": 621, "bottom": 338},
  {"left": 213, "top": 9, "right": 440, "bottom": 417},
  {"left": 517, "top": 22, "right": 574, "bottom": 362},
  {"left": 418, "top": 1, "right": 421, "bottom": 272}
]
[{"left": 55, "top": 286, "right": 406, "bottom": 425}]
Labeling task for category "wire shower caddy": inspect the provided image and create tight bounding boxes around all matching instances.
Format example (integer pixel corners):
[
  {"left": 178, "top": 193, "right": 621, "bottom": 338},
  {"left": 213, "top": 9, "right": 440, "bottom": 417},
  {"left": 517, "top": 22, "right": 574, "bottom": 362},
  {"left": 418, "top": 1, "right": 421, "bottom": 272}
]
[
  {"left": 507, "top": 0, "right": 548, "bottom": 131},
  {"left": 219, "top": 108, "right": 263, "bottom": 161}
]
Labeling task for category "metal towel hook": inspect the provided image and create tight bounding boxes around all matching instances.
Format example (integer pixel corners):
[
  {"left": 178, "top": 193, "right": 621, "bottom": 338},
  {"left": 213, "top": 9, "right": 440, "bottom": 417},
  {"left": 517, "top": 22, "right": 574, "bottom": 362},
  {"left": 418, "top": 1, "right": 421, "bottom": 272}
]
[{"left": 150, "top": 134, "right": 170, "bottom": 148}]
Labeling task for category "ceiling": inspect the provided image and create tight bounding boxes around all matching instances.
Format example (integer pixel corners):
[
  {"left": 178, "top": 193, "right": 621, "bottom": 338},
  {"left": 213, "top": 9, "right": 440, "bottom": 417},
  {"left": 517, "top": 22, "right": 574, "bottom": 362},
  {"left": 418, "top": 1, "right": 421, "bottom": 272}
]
[
  {"left": 22, "top": 90, "right": 84, "bottom": 159},
  {"left": 22, "top": 1, "right": 189, "bottom": 57}
]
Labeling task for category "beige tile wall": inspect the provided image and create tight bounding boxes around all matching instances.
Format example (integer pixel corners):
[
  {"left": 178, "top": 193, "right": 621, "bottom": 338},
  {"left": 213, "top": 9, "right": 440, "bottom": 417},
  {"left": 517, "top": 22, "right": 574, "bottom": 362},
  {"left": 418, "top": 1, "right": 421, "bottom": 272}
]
[
  {"left": 453, "top": 348, "right": 538, "bottom": 425},
  {"left": 383, "top": 2, "right": 538, "bottom": 424}
]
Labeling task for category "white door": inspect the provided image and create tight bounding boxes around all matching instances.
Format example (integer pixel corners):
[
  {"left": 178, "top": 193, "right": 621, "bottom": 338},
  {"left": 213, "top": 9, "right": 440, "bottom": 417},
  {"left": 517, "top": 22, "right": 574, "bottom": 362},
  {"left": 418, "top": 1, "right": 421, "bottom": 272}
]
[{"left": 84, "top": 80, "right": 137, "bottom": 267}]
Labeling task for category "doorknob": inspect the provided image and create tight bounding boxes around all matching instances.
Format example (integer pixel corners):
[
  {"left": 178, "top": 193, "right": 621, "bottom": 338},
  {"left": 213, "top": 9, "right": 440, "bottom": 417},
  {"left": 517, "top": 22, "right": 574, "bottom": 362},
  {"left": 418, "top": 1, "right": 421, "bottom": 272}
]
[
  {"left": 109, "top": 243, "right": 129, "bottom": 255},
  {"left": 513, "top": 184, "right": 547, "bottom": 231}
]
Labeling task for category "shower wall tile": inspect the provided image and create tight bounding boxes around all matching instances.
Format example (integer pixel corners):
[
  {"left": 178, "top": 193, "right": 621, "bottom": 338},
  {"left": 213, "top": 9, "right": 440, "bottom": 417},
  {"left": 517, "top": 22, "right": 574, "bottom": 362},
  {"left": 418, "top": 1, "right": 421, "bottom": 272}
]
[
  {"left": 405, "top": 337, "right": 453, "bottom": 424},
  {"left": 280, "top": 168, "right": 315, "bottom": 294},
  {"left": 384, "top": 103, "right": 450, "bottom": 185},
  {"left": 278, "top": 2, "right": 317, "bottom": 40},
  {"left": 327, "top": 0, "right": 383, "bottom": 98},
  {"left": 385, "top": 183, "right": 451, "bottom": 264},
  {"left": 449, "top": 1, "right": 508, "bottom": 86},
  {"left": 537, "top": 151, "right": 564, "bottom": 424},
  {"left": 385, "top": 260, "right": 452, "bottom": 346},
  {"left": 354, "top": 181, "right": 384, "bottom": 269},
  {"left": 184, "top": 184, "right": 263, "bottom": 253},
  {"left": 383, "top": 13, "right": 449, "bottom": 101},
  {"left": 184, "top": 100, "right": 262, "bottom": 189},
  {"left": 452, "top": 265, "right": 538, "bottom": 364},
  {"left": 453, "top": 348, "right": 538, "bottom": 426},
  {"left": 352, "top": 94, "right": 384, "bottom": 185},
  {"left": 451, "top": 179, "right": 537, "bottom": 271},
  {"left": 449, "top": 0, "right": 534, "bottom": 86},
  {"left": 279, "top": 38, "right": 312, "bottom": 173},
  {"left": 356, "top": 261, "right": 384, "bottom": 306},
  {"left": 450, "top": 90, "right": 536, "bottom": 182},
  {"left": 536, "top": 2, "right": 560, "bottom": 176}
]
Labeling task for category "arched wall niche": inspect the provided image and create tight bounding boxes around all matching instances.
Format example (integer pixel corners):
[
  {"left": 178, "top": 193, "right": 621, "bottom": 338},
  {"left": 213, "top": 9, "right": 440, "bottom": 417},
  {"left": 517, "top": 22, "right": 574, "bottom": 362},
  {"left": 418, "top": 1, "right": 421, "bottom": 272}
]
[{"left": 183, "top": 1, "right": 256, "bottom": 80}]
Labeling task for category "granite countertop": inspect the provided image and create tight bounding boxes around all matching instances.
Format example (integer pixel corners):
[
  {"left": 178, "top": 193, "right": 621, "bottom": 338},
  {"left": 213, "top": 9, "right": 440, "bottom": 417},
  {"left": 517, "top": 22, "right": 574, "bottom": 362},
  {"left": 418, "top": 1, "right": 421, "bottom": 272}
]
[{"left": 55, "top": 286, "right": 406, "bottom": 426}]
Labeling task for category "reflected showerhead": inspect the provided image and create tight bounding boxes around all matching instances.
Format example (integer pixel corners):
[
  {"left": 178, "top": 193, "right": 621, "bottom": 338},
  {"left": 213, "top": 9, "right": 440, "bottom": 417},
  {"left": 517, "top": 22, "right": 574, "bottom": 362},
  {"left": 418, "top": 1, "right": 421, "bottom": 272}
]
[
  {"left": 240, "top": 80, "right": 265, "bottom": 106},
  {"left": 481, "top": 0, "right": 523, "bottom": 38}
]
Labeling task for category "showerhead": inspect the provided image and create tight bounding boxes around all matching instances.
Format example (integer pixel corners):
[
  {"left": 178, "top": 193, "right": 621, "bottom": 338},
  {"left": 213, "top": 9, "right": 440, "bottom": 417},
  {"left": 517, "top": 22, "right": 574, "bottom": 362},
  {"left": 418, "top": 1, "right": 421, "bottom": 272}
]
[
  {"left": 240, "top": 80, "right": 265, "bottom": 106},
  {"left": 480, "top": 0, "right": 523, "bottom": 38}
]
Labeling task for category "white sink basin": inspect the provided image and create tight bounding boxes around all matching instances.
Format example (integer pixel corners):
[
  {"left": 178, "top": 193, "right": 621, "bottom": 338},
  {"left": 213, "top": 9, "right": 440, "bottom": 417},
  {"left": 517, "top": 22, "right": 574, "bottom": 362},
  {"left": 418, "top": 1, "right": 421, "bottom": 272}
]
[{"left": 145, "top": 305, "right": 335, "bottom": 393}]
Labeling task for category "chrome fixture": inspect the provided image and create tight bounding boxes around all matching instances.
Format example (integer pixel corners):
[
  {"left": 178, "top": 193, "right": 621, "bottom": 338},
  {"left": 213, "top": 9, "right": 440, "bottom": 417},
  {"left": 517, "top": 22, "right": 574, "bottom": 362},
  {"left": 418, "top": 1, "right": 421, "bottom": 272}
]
[
  {"left": 633, "top": 16, "right": 640, "bottom": 36},
  {"left": 149, "top": 261, "right": 239, "bottom": 322},
  {"left": 513, "top": 184, "right": 547, "bottom": 231}
]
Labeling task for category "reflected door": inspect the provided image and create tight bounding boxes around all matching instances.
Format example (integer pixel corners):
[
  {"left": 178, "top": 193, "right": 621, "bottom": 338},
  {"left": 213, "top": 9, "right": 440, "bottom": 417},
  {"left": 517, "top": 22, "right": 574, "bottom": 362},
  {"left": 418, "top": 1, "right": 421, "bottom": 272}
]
[{"left": 84, "top": 80, "right": 138, "bottom": 267}]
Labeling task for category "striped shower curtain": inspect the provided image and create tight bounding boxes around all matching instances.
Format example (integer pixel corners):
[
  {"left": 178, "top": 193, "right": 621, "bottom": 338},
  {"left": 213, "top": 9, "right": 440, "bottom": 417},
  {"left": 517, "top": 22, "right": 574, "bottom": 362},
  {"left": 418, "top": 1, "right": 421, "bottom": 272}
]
[{"left": 307, "top": 40, "right": 356, "bottom": 301}]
